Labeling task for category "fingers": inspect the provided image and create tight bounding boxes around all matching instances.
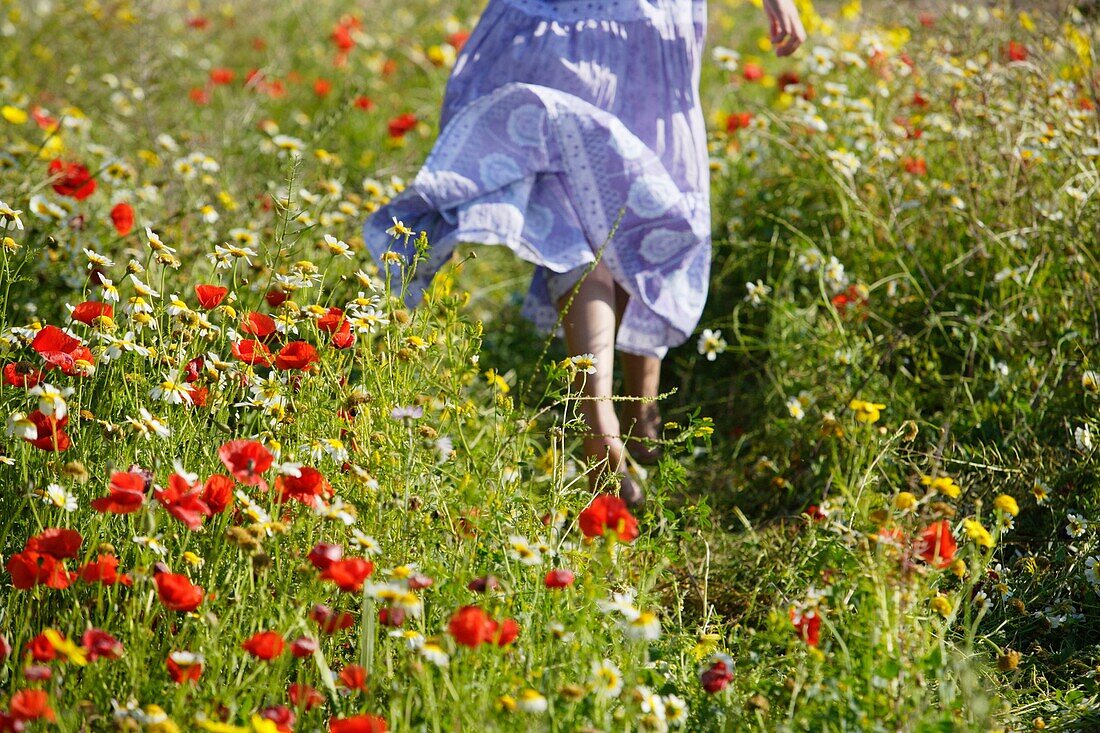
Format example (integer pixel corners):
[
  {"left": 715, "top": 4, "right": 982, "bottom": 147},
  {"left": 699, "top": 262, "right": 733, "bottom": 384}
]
[{"left": 774, "top": 12, "right": 806, "bottom": 57}]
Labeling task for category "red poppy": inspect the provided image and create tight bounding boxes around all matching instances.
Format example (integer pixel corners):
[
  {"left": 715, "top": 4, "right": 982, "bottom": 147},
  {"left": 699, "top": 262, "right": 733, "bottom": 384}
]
[
  {"left": 308, "top": 542, "right": 343, "bottom": 570},
  {"left": 91, "top": 471, "right": 147, "bottom": 514},
  {"left": 447, "top": 30, "right": 470, "bottom": 51},
  {"left": 332, "top": 320, "right": 355, "bottom": 349},
  {"left": 155, "top": 473, "right": 212, "bottom": 530},
  {"left": 275, "top": 341, "right": 320, "bottom": 371},
  {"left": 242, "top": 311, "right": 277, "bottom": 339},
  {"left": 543, "top": 568, "right": 575, "bottom": 589},
  {"left": 82, "top": 628, "right": 124, "bottom": 661},
  {"left": 109, "top": 202, "right": 134, "bottom": 235},
  {"left": 320, "top": 557, "right": 374, "bottom": 592},
  {"left": 578, "top": 495, "right": 639, "bottom": 542},
  {"left": 916, "top": 520, "right": 957, "bottom": 568},
  {"left": 24, "top": 409, "right": 71, "bottom": 451},
  {"left": 311, "top": 603, "right": 356, "bottom": 633},
  {"left": 242, "top": 631, "right": 285, "bottom": 660},
  {"left": 166, "top": 652, "right": 203, "bottom": 683},
  {"left": 290, "top": 636, "right": 318, "bottom": 658},
  {"left": 353, "top": 95, "right": 375, "bottom": 111},
  {"left": 725, "top": 112, "right": 753, "bottom": 133},
  {"left": 700, "top": 658, "right": 734, "bottom": 693},
  {"left": 218, "top": 439, "right": 274, "bottom": 489},
  {"left": 27, "top": 633, "right": 57, "bottom": 662},
  {"left": 155, "top": 572, "right": 204, "bottom": 612},
  {"left": 3, "top": 361, "right": 43, "bottom": 388},
  {"left": 289, "top": 683, "right": 325, "bottom": 710},
  {"left": 186, "top": 384, "right": 210, "bottom": 408},
  {"left": 70, "top": 301, "right": 113, "bottom": 325},
  {"left": 490, "top": 618, "right": 520, "bottom": 647},
  {"left": 330, "top": 715, "right": 387, "bottom": 733},
  {"left": 194, "top": 284, "right": 228, "bottom": 309},
  {"left": 338, "top": 664, "right": 368, "bottom": 691},
  {"left": 777, "top": 70, "right": 801, "bottom": 89},
  {"left": 314, "top": 78, "right": 332, "bottom": 96},
  {"left": 275, "top": 466, "right": 331, "bottom": 504},
  {"left": 79, "top": 553, "right": 132, "bottom": 586},
  {"left": 265, "top": 289, "right": 288, "bottom": 308},
  {"left": 210, "top": 67, "right": 235, "bottom": 85},
  {"left": 8, "top": 688, "right": 56, "bottom": 722},
  {"left": 791, "top": 607, "right": 821, "bottom": 646},
  {"left": 7, "top": 551, "right": 74, "bottom": 590},
  {"left": 831, "top": 284, "right": 868, "bottom": 316},
  {"left": 30, "top": 325, "right": 89, "bottom": 375},
  {"left": 902, "top": 157, "right": 927, "bottom": 176},
  {"left": 1004, "top": 40, "right": 1028, "bottom": 62},
  {"left": 26, "top": 528, "right": 82, "bottom": 559},
  {"left": 31, "top": 106, "right": 58, "bottom": 131},
  {"left": 387, "top": 113, "right": 418, "bottom": 139},
  {"left": 48, "top": 159, "right": 96, "bottom": 200},
  {"left": 741, "top": 62, "right": 764, "bottom": 81},
  {"left": 201, "top": 474, "right": 234, "bottom": 514},
  {"left": 317, "top": 308, "right": 346, "bottom": 333},
  {"left": 804, "top": 504, "right": 827, "bottom": 521},
  {"left": 231, "top": 339, "right": 274, "bottom": 366},
  {"left": 260, "top": 706, "right": 295, "bottom": 733},
  {"left": 448, "top": 605, "right": 494, "bottom": 648}
]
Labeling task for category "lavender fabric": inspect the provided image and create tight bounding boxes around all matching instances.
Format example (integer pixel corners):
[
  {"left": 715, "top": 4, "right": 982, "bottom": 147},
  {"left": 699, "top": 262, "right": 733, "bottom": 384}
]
[{"left": 362, "top": 0, "right": 711, "bottom": 358}]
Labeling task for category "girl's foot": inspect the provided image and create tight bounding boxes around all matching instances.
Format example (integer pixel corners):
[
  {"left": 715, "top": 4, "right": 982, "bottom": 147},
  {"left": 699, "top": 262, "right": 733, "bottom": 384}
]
[
  {"left": 622, "top": 401, "right": 663, "bottom": 466},
  {"left": 584, "top": 434, "right": 645, "bottom": 508}
]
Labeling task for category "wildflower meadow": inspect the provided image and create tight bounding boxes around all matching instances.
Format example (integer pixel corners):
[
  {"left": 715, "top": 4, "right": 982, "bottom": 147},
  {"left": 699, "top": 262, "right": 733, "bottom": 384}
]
[{"left": 0, "top": 0, "right": 1098, "bottom": 730}]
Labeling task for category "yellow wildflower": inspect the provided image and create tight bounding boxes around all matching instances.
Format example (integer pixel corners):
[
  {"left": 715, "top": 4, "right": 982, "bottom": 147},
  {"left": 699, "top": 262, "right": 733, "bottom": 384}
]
[
  {"left": 848, "top": 398, "right": 886, "bottom": 423},
  {"left": 44, "top": 629, "right": 88, "bottom": 666},
  {"left": 963, "top": 519, "right": 994, "bottom": 549},
  {"left": 993, "top": 494, "right": 1019, "bottom": 517},
  {"left": 485, "top": 369, "right": 510, "bottom": 394},
  {"left": 921, "top": 475, "right": 961, "bottom": 499},
  {"left": 930, "top": 594, "right": 952, "bottom": 617},
  {"left": 894, "top": 491, "right": 917, "bottom": 510}
]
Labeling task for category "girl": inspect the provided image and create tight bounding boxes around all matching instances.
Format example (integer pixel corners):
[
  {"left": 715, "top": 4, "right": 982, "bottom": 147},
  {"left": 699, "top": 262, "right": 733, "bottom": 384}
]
[{"left": 363, "top": 0, "right": 805, "bottom": 506}]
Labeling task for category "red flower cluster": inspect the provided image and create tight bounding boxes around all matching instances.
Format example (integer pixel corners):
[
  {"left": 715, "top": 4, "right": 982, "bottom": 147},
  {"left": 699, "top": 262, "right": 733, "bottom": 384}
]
[
  {"left": 31, "top": 324, "right": 94, "bottom": 377},
  {"left": 275, "top": 466, "right": 331, "bottom": 504},
  {"left": 447, "top": 606, "right": 520, "bottom": 648},
  {"left": 156, "top": 572, "right": 205, "bottom": 612},
  {"left": 916, "top": 520, "right": 958, "bottom": 568},
  {"left": 91, "top": 471, "right": 146, "bottom": 514},
  {"left": 218, "top": 439, "right": 274, "bottom": 490},
  {"left": 48, "top": 159, "right": 96, "bottom": 200},
  {"left": 700, "top": 656, "right": 735, "bottom": 693},
  {"left": 578, "top": 495, "right": 639, "bottom": 542},
  {"left": 790, "top": 607, "right": 822, "bottom": 646},
  {"left": 6, "top": 528, "right": 81, "bottom": 590},
  {"left": 330, "top": 715, "right": 387, "bottom": 733},
  {"left": 242, "top": 630, "right": 286, "bottom": 660}
]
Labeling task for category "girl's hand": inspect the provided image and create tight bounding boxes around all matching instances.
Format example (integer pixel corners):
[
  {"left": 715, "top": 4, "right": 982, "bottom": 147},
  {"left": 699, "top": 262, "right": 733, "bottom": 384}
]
[{"left": 763, "top": 0, "right": 806, "bottom": 57}]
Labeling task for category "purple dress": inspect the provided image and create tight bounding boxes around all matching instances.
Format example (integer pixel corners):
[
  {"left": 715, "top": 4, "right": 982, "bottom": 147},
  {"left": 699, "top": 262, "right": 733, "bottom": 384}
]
[{"left": 362, "top": 0, "right": 710, "bottom": 358}]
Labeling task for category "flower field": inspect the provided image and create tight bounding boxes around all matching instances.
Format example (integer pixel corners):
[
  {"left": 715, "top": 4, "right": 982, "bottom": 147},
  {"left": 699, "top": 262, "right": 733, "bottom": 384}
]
[{"left": 0, "top": 0, "right": 1098, "bottom": 730}]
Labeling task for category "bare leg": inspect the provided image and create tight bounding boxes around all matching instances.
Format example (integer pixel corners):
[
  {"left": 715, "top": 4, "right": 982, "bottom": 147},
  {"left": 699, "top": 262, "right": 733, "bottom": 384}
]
[
  {"left": 615, "top": 284, "right": 663, "bottom": 464},
  {"left": 558, "top": 263, "right": 642, "bottom": 505}
]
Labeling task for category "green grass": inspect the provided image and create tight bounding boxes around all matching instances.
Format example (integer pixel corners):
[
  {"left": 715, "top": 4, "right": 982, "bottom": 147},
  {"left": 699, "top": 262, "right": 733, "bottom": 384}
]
[{"left": 0, "top": 0, "right": 1098, "bottom": 730}]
